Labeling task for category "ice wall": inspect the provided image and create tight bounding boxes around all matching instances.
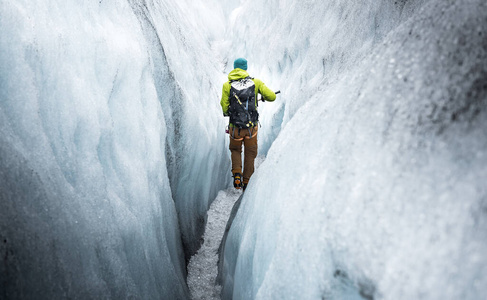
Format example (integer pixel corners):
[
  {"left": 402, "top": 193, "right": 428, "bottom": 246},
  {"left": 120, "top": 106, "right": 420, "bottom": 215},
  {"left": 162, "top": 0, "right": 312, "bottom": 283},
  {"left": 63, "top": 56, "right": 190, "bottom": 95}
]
[
  {"left": 224, "top": 0, "right": 427, "bottom": 155},
  {"left": 0, "top": 0, "right": 227, "bottom": 298},
  {"left": 128, "top": 0, "right": 231, "bottom": 260},
  {"left": 220, "top": 0, "right": 487, "bottom": 299}
]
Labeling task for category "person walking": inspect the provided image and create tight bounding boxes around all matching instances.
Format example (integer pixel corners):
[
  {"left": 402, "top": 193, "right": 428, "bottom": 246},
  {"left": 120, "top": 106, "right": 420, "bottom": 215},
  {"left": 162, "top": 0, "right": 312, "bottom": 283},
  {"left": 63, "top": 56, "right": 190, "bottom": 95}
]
[{"left": 220, "top": 58, "right": 277, "bottom": 190}]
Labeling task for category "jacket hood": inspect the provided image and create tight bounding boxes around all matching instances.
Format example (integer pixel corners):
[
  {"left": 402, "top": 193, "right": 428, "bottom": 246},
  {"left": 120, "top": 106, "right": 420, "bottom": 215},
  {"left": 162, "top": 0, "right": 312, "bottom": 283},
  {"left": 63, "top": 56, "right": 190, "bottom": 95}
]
[{"left": 228, "top": 68, "right": 249, "bottom": 81}]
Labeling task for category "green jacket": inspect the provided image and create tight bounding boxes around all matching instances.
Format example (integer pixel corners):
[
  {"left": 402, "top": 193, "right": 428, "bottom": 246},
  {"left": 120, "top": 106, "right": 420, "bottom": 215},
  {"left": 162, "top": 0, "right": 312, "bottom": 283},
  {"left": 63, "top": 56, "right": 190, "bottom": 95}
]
[{"left": 220, "top": 69, "right": 276, "bottom": 117}]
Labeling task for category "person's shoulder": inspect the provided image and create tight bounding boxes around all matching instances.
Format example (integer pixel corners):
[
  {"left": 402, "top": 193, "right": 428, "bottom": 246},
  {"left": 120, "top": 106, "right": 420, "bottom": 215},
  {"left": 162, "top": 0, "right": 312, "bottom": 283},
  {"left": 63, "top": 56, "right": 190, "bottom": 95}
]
[
  {"left": 222, "top": 81, "right": 231, "bottom": 94},
  {"left": 251, "top": 77, "right": 263, "bottom": 85}
]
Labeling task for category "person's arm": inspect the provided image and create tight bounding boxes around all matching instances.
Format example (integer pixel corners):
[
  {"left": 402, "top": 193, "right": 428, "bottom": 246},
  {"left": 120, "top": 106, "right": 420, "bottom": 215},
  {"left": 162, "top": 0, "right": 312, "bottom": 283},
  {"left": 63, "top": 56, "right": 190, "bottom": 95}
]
[
  {"left": 220, "top": 82, "right": 230, "bottom": 116},
  {"left": 254, "top": 79, "right": 276, "bottom": 102}
]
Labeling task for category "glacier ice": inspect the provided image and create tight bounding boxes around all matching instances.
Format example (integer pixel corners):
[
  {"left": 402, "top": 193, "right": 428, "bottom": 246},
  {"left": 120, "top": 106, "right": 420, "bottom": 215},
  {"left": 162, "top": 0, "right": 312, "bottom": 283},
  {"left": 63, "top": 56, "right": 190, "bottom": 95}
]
[
  {"left": 0, "top": 0, "right": 229, "bottom": 298},
  {"left": 127, "top": 0, "right": 231, "bottom": 260},
  {"left": 2, "top": 0, "right": 486, "bottom": 299},
  {"left": 219, "top": 0, "right": 487, "bottom": 299}
]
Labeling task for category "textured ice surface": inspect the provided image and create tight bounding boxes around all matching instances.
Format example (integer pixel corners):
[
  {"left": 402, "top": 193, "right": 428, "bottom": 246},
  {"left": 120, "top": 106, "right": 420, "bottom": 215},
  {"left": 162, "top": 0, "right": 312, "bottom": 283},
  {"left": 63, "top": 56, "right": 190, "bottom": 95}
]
[
  {"left": 2, "top": 0, "right": 486, "bottom": 298},
  {"left": 224, "top": 0, "right": 428, "bottom": 157},
  {"left": 0, "top": 0, "right": 228, "bottom": 298},
  {"left": 220, "top": 0, "right": 487, "bottom": 299},
  {"left": 128, "top": 0, "right": 231, "bottom": 259}
]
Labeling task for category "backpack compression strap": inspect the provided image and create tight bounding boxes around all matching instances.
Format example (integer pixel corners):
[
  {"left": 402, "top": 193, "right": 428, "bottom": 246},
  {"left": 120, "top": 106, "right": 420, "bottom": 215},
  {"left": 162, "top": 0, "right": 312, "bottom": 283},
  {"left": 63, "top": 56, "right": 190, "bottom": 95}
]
[{"left": 232, "top": 93, "right": 255, "bottom": 128}]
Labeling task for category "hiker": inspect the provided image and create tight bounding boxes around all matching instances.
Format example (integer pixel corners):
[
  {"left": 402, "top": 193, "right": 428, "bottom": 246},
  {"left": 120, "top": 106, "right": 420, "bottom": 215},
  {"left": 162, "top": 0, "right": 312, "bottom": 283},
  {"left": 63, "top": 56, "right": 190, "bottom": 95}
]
[{"left": 220, "top": 58, "right": 277, "bottom": 190}]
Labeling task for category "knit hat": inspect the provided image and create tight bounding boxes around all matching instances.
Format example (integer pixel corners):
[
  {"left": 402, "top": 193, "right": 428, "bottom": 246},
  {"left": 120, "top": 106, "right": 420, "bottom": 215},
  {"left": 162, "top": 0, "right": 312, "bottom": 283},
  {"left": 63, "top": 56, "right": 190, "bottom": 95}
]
[{"left": 234, "top": 58, "right": 248, "bottom": 70}]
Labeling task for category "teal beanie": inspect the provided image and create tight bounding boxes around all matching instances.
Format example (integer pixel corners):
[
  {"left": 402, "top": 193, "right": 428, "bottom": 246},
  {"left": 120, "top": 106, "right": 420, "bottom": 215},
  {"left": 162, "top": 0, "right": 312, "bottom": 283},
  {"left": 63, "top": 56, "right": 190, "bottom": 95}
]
[{"left": 234, "top": 58, "right": 248, "bottom": 70}]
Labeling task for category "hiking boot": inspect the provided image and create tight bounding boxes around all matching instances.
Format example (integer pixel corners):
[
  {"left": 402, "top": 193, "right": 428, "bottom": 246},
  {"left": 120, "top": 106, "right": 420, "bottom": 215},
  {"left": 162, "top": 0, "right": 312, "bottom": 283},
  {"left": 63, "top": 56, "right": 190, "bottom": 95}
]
[
  {"left": 233, "top": 173, "right": 243, "bottom": 189},
  {"left": 242, "top": 182, "right": 248, "bottom": 191}
]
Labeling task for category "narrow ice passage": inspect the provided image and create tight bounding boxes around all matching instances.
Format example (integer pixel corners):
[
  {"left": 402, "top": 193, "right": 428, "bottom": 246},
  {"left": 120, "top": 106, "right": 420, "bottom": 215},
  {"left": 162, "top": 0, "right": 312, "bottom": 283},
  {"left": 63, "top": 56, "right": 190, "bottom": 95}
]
[
  {"left": 187, "top": 157, "right": 266, "bottom": 300},
  {"left": 187, "top": 188, "right": 241, "bottom": 300},
  {"left": 1, "top": 0, "right": 486, "bottom": 299}
]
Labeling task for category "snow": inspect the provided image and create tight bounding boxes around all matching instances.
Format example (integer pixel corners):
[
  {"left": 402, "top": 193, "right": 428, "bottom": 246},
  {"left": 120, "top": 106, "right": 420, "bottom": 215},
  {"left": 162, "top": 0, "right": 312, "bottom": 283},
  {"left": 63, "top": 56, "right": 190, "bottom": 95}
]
[
  {"left": 188, "top": 188, "right": 241, "bottom": 300},
  {"left": 188, "top": 156, "right": 266, "bottom": 300}
]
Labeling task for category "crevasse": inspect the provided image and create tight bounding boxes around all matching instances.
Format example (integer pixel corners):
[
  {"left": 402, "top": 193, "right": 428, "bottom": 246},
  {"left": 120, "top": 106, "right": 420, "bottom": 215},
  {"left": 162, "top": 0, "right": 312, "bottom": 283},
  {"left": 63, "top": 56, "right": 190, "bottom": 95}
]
[{"left": 1, "top": 0, "right": 486, "bottom": 299}]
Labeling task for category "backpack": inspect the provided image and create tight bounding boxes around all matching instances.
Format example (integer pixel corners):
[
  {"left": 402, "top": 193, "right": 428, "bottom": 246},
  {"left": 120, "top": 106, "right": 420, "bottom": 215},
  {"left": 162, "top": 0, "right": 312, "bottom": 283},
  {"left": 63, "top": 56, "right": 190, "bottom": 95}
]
[{"left": 228, "top": 77, "right": 258, "bottom": 128}]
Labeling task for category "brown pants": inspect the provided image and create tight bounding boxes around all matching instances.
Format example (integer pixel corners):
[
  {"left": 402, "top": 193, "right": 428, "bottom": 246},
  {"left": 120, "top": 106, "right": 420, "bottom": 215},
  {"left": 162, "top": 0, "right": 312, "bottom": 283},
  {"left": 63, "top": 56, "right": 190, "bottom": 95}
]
[{"left": 229, "top": 126, "right": 258, "bottom": 184}]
